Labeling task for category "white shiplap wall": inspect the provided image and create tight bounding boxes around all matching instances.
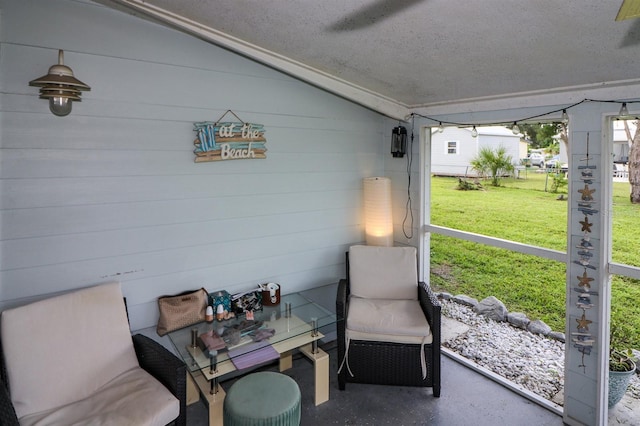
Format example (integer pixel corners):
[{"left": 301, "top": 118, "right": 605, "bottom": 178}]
[{"left": 0, "top": 0, "right": 386, "bottom": 330}]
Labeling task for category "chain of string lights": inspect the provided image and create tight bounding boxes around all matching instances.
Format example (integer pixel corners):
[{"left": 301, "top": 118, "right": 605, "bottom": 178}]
[{"left": 411, "top": 98, "right": 640, "bottom": 137}]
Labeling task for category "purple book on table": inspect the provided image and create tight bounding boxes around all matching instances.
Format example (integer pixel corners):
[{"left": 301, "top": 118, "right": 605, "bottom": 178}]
[{"left": 228, "top": 340, "right": 279, "bottom": 370}]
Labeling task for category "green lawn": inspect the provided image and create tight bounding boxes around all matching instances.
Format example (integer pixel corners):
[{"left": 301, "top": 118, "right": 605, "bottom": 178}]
[{"left": 429, "top": 173, "right": 640, "bottom": 350}]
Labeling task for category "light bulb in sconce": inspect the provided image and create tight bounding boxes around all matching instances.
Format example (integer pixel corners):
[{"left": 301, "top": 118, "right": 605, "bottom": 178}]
[
  {"left": 471, "top": 126, "right": 478, "bottom": 138},
  {"left": 511, "top": 122, "right": 520, "bottom": 135},
  {"left": 49, "top": 96, "right": 73, "bottom": 117}
]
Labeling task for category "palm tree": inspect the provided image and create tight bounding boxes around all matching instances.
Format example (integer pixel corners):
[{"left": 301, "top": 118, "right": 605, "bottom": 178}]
[{"left": 470, "top": 146, "right": 515, "bottom": 187}]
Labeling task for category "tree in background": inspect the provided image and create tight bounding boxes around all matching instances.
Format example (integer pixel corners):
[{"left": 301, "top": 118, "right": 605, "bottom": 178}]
[
  {"left": 622, "top": 120, "right": 640, "bottom": 203},
  {"left": 520, "top": 123, "right": 566, "bottom": 154},
  {"left": 470, "top": 146, "right": 515, "bottom": 187}
]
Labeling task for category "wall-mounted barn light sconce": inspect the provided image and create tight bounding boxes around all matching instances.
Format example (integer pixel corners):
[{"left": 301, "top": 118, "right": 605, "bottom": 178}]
[
  {"left": 391, "top": 125, "right": 407, "bottom": 157},
  {"left": 29, "top": 50, "right": 90, "bottom": 117}
]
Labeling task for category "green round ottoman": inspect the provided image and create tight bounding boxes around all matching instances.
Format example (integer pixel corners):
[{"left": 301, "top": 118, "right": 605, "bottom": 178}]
[{"left": 224, "top": 371, "right": 301, "bottom": 426}]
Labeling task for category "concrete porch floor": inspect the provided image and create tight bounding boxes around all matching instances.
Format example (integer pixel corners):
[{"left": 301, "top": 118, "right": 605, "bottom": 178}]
[
  {"left": 184, "top": 341, "right": 562, "bottom": 426},
  {"left": 138, "top": 283, "right": 637, "bottom": 425}
]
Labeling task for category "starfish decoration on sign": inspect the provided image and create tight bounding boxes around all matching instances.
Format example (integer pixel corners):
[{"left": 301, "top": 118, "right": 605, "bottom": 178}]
[
  {"left": 578, "top": 184, "right": 596, "bottom": 201},
  {"left": 580, "top": 217, "right": 593, "bottom": 233},
  {"left": 576, "top": 314, "right": 592, "bottom": 330},
  {"left": 577, "top": 271, "right": 594, "bottom": 289}
]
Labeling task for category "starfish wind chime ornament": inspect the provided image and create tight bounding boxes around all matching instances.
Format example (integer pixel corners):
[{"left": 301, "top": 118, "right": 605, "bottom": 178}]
[{"left": 571, "top": 133, "right": 599, "bottom": 373}]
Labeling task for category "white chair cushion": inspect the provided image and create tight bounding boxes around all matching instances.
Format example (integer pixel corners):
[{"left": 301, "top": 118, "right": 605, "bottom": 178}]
[
  {"left": 18, "top": 367, "right": 180, "bottom": 426},
  {"left": 349, "top": 245, "right": 418, "bottom": 300},
  {"left": 1, "top": 282, "right": 140, "bottom": 419},
  {"left": 346, "top": 297, "right": 432, "bottom": 344}
]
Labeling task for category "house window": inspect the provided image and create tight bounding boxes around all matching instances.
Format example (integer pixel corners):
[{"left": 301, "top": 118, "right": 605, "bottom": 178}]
[{"left": 446, "top": 141, "right": 458, "bottom": 154}]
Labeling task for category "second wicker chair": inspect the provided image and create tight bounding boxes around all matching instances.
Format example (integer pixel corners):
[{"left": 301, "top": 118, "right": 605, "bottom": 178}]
[{"left": 336, "top": 245, "right": 441, "bottom": 396}]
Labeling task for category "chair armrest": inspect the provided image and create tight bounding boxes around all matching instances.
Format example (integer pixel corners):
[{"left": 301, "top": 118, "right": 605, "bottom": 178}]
[
  {"left": 419, "top": 282, "right": 441, "bottom": 345},
  {"left": 336, "top": 279, "right": 349, "bottom": 322},
  {"left": 133, "top": 334, "right": 186, "bottom": 426},
  {"left": 419, "top": 283, "right": 442, "bottom": 397},
  {"left": 0, "top": 379, "right": 19, "bottom": 426},
  {"left": 0, "top": 336, "right": 19, "bottom": 425},
  {"left": 336, "top": 278, "right": 349, "bottom": 372}
]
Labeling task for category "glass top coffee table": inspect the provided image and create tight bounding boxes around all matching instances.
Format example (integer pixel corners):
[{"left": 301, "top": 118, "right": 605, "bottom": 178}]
[{"left": 167, "top": 291, "right": 337, "bottom": 426}]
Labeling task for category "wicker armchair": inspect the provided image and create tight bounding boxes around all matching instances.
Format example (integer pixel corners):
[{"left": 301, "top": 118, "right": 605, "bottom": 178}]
[
  {"left": 0, "top": 283, "right": 187, "bottom": 426},
  {"left": 132, "top": 334, "right": 187, "bottom": 426},
  {"left": 336, "top": 245, "right": 441, "bottom": 396},
  {"left": 0, "top": 334, "right": 186, "bottom": 426}
]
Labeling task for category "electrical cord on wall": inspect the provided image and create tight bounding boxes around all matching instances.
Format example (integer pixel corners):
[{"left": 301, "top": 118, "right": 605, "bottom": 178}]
[{"left": 402, "top": 115, "right": 414, "bottom": 240}]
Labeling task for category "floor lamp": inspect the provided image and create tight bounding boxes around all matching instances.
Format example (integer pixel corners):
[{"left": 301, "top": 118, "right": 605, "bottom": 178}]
[{"left": 363, "top": 177, "right": 393, "bottom": 246}]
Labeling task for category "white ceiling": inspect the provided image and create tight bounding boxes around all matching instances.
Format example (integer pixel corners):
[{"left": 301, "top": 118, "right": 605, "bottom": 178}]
[{"left": 105, "top": 0, "right": 640, "bottom": 115}]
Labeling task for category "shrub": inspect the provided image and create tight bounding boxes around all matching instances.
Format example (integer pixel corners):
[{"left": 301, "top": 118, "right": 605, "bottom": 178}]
[
  {"left": 470, "top": 146, "right": 515, "bottom": 186},
  {"left": 457, "top": 178, "right": 483, "bottom": 191},
  {"left": 550, "top": 172, "right": 568, "bottom": 193}
]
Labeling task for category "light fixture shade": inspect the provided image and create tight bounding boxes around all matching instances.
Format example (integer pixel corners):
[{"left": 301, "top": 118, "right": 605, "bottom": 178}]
[
  {"left": 391, "top": 126, "right": 407, "bottom": 157},
  {"left": 363, "top": 177, "right": 393, "bottom": 246},
  {"left": 29, "top": 50, "right": 90, "bottom": 117}
]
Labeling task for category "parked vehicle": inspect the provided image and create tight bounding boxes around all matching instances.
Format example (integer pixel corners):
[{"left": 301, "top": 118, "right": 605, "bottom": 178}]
[
  {"left": 546, "top": 155, "right": 568, "bottom": 172},
  {"left": 529, "top": 152, "right": 545, "bottom": 168}
]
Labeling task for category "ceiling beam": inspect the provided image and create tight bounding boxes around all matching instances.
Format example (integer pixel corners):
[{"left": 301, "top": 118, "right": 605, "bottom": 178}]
[
  {"left": 106, "top": 0, "right": 411, "bottom": 121},
  {"left": 412, "top": 80, "right": 640, "bottom": 121}
]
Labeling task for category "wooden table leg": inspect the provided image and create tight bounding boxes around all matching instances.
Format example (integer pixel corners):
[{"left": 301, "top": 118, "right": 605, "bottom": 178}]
[
  {"left": 189, "top": 370, "right": 226, "bottom": 426},
  {"left": 280, "top": 350, "right": 293, "bottom": 371},
  {"left": 186, "top": 373, "right": 200, "bottom": 405},
  {"left": 206, "top": 388, "right": 226, "bottom": 426},
  {"left": 300, "top": 344, "right": 329, "bottom": 405}
]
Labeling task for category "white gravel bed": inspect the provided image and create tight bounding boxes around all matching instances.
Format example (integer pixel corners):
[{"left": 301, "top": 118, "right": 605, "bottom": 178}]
[{"left": 440, "top": 298, "right": 640, "bottom": 403}]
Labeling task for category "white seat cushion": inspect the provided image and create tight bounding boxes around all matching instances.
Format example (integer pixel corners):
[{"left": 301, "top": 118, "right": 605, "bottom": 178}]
[
  {"left": 349, "top": 245, "right": 418, "bottom": 300},
  {"left": 18, "top": 367, "right": 180, "bottom": 426},
  {"left": 346, "top": 297, "right": 432, "bottom": 344},
  {"left": 1, "top": 282, "right": 142, "bottom": 419}
]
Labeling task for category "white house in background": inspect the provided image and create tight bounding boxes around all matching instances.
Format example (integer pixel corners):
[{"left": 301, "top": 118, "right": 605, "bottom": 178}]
[
  {"left": 613, "top": 119, "right": 637, "bottom": 164},
  {"left": 431, "top": 126, "right": 527, "bottom": 177}
]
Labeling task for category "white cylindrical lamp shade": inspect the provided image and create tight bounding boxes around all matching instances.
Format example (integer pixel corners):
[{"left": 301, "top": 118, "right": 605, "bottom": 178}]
[{"left": 363, "top": 177, "right": 393, "bottom": 246}]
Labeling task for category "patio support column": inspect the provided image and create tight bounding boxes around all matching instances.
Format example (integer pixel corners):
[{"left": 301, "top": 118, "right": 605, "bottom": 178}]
[{"left": 563, "top": 103, "right": 612, "bottom": 426}]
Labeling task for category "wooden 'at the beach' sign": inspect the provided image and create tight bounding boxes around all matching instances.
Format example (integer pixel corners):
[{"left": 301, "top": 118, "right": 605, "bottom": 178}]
[{"left": 193, "top": 111, "right": 266, "bottom": 162}]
